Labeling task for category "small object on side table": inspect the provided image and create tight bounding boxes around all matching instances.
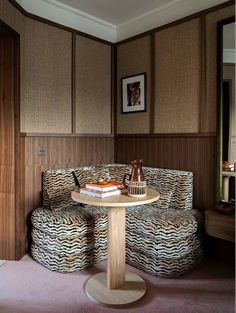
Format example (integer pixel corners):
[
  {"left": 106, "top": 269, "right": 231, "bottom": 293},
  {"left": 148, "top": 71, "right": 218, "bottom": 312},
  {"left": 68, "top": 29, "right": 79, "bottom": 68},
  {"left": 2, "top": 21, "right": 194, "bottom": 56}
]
[
  {"left": 97, "top": 179, "right": 110, "bottom": 185},
  {"left": 123, "top": 160, "right": 147, "bottom": 198},
  {"left": 216, "top": 200, "right": 235, "bottom": 215}
]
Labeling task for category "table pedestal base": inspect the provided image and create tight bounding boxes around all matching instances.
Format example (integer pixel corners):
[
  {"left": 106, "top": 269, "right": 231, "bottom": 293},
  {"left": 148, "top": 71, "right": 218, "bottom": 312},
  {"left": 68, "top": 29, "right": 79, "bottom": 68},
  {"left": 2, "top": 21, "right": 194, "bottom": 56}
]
[{"left": 85, "top": 272, "right": 146, "bottom": 307}]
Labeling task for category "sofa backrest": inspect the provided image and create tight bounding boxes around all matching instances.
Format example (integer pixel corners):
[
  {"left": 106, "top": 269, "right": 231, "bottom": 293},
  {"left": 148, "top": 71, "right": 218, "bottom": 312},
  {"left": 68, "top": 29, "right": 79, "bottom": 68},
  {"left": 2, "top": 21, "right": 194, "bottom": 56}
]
[
  {"left": 42, "top": 164, "right": 130, "bottom": 210},
  {"left": 42, "top": 164, "right": 193, "bottom": 211},
  {"left": 143, "top": 167, "right": 193, "bottom": 210}
]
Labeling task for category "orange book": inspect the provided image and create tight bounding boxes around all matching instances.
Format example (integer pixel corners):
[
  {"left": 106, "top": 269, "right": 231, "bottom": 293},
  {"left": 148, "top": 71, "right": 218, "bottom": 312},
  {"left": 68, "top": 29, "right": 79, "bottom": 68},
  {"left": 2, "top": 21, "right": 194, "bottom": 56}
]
[{"left": 85, "top": 181, "right": 124, "bottom": 192}]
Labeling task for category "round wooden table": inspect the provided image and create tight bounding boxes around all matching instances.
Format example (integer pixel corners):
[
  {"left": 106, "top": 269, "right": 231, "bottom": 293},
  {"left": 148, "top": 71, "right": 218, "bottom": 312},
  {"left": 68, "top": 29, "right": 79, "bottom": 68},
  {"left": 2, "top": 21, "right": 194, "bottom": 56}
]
[{"left": 72, "top": 187, "right": 159, "bottom": 307}]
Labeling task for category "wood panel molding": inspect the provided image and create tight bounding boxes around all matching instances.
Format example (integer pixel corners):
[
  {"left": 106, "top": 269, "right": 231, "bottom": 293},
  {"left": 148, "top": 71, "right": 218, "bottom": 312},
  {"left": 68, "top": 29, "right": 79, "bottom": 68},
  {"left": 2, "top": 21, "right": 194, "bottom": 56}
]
[
  {"left": 115, "top": 133, "right": 216, "bottom": 138},
  {"left": 21, "top": 133, "right": 114, "bottom": 138}
]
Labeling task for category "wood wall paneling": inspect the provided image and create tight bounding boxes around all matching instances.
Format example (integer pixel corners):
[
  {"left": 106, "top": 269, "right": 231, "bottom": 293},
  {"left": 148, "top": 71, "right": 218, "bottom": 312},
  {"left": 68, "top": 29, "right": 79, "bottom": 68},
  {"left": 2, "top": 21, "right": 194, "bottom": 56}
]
[
  {"left": 154, "top": 18, "right": 201, "bottom": 133},
  {"left": 116, "top": 36, "right": 151, "bottom": 134},
  {"left": 205, "top": 5, "right": 235, "bottom": 133},
  {"left": 0, "top": 34, "right": 16, "bottom": 259},
  {"left": 115, "top": 135, "right": 216, "bottom": 211},
  {"left": 24, "top": 136, "right": 114, "bottom": 211},
  {"left": 75, "top": 35, "right": 111, "bottom": 134},
  {"left": 21, "top": 18, "right": 72, "bottom": 133}
]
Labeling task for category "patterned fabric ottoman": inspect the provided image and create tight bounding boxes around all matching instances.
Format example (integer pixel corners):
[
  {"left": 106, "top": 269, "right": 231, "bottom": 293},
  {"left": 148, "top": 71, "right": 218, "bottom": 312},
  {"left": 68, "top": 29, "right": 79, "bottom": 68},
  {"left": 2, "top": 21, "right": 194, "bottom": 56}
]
[
  {"left": 31, "top": 205, "right": 108, "bottom": 272},
  {"left": 31, "top": 164, "right": 203, "bottom": 277}
]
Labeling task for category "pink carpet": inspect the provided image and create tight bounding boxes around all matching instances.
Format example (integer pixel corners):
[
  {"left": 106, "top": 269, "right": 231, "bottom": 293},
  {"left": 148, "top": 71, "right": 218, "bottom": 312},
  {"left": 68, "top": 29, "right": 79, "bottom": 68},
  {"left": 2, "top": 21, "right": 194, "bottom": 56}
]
[{"left": 0, "top": 255, "right": 234, "bottom": 313}]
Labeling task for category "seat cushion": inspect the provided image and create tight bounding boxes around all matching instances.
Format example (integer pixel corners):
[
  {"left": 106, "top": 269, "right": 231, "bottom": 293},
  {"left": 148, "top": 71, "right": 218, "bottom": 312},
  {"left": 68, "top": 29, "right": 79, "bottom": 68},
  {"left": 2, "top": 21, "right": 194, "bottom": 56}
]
[
  {"left": 31, "top": 205, "right": 108, "bottom": 238},
  {"left": 32, "top": 227, "right": 107, "bottom": 256},
  {"left": 126, "top": 206, "right": 201, "bottom": 240}
]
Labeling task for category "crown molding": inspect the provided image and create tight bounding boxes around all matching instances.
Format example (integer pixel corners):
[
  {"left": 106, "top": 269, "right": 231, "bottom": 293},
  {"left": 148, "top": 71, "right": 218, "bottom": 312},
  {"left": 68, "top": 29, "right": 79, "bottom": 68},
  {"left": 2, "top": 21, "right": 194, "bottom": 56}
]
[
  {"left": 116, "top": 0, "right": 229, "bottom": 41},
  {"left": 16, "top": 0, "right": 117, "bottom": 42},
  {"left": 15, "top": 0, "right": 230, "bottom": 43}
]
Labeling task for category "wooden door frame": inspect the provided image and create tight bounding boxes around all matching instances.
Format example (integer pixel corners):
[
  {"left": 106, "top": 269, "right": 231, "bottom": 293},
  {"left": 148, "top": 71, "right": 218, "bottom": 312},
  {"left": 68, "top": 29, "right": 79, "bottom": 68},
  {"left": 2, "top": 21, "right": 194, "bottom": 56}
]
[{"left": 0, "top": 19, "right": 22, "bottom": 259}]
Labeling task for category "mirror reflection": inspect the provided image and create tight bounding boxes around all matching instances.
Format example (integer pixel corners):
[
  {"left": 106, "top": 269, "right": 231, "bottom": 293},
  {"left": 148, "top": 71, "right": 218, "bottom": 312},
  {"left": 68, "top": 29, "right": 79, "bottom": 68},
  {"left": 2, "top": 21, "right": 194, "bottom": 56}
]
[{"left": 220, "top": 21, "right": 235, "bottom": 205}]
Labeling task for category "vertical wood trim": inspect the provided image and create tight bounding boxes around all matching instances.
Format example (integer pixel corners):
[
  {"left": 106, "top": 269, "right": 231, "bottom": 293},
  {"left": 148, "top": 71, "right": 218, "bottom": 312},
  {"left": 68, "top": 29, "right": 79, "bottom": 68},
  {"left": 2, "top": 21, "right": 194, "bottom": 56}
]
[
  {"left": 216, "top": 20, "right": 224, "bottom": 202},
  {"left": 14, "top": 34, "right": 23, "bottom": 259},
  {"left": 111, "top": 45, "right": 115, "bottom": 135},
  {"left": 113, "top": 44, "right": 118, "bottom": 162},
  {"left": 0, "top": 33, "right": 16, "bottom": 259},
  {"left": 150, "top": 33, "right": 155, "bottom": 134},
  {"left": 200, "top": 14, "right": 206, "bottom": 133},
  {"left": 114, "top": 45, "right": 118, "bottom": 138},
  {"left": 71, "top": 32, "right": 76, "bottom": 134}
]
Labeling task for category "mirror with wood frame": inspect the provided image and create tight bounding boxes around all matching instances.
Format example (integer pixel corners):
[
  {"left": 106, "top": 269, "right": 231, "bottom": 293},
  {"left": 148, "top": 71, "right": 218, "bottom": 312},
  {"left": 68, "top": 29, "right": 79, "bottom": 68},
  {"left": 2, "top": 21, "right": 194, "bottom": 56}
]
[{"left": 216, "top": 17, "right": 235, "bottom": 212}]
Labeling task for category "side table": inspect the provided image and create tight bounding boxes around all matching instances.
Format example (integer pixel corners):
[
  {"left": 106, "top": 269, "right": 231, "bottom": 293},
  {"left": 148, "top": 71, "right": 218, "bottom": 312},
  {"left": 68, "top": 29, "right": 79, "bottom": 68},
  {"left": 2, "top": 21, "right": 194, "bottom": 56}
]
[{"left": 72, "top": 188, "right": 159, "bottom": 307}]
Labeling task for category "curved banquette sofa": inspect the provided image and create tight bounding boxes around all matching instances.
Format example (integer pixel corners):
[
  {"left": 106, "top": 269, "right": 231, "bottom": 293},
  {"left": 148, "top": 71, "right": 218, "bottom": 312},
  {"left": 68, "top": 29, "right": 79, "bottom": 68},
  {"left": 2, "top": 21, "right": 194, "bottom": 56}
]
[{"left": 31, "top": 164, "right": 203, "bottom": 278}]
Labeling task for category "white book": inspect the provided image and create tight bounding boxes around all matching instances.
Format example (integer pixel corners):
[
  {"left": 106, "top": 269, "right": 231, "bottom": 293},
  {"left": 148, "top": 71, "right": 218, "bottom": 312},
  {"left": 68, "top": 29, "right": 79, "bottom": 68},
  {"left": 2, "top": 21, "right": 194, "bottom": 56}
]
[{"left": 80, "top": 188, "right": 121, "bottom": 198}]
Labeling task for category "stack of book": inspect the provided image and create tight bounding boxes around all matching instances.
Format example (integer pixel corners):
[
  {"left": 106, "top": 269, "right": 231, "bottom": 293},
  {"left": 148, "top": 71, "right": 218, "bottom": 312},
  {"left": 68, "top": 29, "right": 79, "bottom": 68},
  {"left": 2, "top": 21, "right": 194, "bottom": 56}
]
[{"left": 80, "top": 181, "right": 125, "bottom": 198}]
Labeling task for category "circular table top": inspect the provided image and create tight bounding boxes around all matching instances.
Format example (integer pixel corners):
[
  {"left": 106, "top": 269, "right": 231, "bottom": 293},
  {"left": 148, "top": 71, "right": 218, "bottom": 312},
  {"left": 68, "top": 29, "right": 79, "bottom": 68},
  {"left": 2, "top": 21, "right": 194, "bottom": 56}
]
[{"left": 71, "top": 187, "right": 159, "bottom": 207}]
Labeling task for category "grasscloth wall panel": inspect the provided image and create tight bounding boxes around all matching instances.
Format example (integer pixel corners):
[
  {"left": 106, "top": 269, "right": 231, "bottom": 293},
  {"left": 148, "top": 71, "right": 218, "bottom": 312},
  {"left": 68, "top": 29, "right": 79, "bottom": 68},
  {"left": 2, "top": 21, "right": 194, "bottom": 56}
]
[
  {"left": 75, "top": 35, "right": 111, "bottom": 134},
  {"left": 205, "top": 5, "right": 235, "bottom": 133},
  {"left": 116, "top": 36, "right": 151, "bottom": 134},
  {"left": 115, "top": 136, "right": 216, "bottom": 211},
  {"left": 154, "top": 18, "right": 201, "bottom": 133},
  {"left": 21, "top": 18, "right": 72, "bottom": 133}
]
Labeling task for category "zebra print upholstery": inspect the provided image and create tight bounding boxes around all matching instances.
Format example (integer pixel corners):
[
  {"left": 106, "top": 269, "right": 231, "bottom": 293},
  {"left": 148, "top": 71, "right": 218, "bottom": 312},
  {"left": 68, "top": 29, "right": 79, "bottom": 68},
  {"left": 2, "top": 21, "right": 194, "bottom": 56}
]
[
  {"left": 31, "top": 205, "right": 108, "bottom": 272},
  {"left": 31, "top": 164, "right": 203, "bottom": 276}
]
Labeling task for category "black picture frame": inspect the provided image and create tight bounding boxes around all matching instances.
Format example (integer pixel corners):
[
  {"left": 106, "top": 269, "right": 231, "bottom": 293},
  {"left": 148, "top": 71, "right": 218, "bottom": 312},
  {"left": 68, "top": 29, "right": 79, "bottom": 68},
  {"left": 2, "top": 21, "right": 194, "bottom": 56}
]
[{"left": 121, "top": 73, "right": 146, "bottom": 114}]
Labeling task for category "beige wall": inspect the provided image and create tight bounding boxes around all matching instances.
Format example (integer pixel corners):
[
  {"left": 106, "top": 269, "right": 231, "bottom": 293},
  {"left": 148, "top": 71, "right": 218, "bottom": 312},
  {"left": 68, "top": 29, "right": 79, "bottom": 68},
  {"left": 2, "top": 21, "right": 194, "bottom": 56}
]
[
  {"left": 0, "top": 1, "right": 112, "bottom": 135},
  {"left": 1, "top": 1, "right": 234, "bottom": 135},
  {"left": 116, "top": 4, "right": 235, "bottom": 135},
  {"left": 21, "top": 18, "right": 72, "bottom": 133},
  {"left": 154, "top": 18, "right": 201, "bottom": 133},
  {"left": 75, "top": 35, "right": 111, "bottom": 134},
  {"left": 116, "top": 36, "right": 151, "bottom": 134}
]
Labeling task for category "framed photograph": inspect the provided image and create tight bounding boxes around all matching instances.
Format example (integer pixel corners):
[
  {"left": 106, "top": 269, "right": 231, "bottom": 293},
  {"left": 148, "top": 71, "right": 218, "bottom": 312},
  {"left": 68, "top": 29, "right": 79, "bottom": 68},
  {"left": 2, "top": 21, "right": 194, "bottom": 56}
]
[{"left": 121, "top": 73, "right": 146, "bottom": 114}]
